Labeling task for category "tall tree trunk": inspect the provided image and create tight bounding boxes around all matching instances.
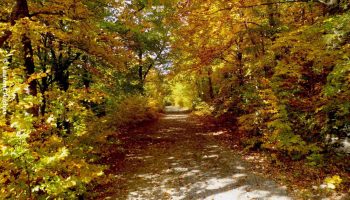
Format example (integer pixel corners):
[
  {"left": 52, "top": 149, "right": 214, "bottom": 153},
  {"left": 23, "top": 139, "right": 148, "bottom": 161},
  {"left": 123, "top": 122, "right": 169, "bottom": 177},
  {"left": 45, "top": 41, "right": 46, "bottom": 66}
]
[
  {"left": 11, "top": 0, "right": 39, "bottom": 116},
  {"left": 56, "top": 42, "right": 70, "bottom": 91},
  {"left": 207, "top": 68, "right": 214, "bottom": 99},
  {"left": 22, "top": 35, "right": 38, "bottom": 97},
  {"left": 138, "top": 50, "right": 145, "bottom": 93},
  {"left": 40, "top": 75, "right": 49, "bottom": 116},
  {"left": 237, "top": 51, "right": 244, "bottom": 86},
  {"left": 82, "top": 58, "right": 92, "bottom": 92},
  {"left": 267, "top": 1, "right": 276, "bottom": 27},
  {"left": 266, "top": 0, "right": 278, "bottom": 41}
]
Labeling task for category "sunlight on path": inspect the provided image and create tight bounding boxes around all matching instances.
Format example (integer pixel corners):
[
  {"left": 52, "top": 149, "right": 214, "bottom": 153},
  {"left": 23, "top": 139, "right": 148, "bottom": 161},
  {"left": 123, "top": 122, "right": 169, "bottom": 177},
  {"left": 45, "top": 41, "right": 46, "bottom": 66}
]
[
  {"left": 164, "top": 106, "right": 191, "bottom": 113},
  {"left": 104, "top": 107, "right": 292, "bottom": 200}
]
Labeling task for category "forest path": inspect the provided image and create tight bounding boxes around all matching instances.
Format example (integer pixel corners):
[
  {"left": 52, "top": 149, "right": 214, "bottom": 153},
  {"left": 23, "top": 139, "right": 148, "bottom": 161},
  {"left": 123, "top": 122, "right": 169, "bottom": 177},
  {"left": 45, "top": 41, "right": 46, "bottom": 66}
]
[{"left": 102, "top": 106, "right": 292, "bottom": 200}]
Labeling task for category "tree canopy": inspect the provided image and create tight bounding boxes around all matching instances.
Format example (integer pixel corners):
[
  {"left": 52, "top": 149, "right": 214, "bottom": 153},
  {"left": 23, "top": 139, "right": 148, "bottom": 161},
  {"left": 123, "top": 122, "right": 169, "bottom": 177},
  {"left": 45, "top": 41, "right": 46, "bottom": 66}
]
[{"left": 0, "top": 0, "right": 349, "bottom": 198}]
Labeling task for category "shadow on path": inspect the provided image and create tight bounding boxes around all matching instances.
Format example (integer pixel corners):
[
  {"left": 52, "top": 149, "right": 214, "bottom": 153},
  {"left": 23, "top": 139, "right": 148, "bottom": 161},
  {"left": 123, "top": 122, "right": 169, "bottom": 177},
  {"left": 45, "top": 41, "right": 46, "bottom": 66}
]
[{"left": 101, "top": 106, "right": 292, "bottom": 200}]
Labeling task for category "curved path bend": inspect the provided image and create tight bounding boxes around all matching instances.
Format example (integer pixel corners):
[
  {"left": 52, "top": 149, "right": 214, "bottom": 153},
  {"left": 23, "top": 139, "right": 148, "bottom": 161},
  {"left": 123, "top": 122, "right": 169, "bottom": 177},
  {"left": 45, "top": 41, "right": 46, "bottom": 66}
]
[{"left": 102, "top": 106, "right": 292, "bottom": 200}]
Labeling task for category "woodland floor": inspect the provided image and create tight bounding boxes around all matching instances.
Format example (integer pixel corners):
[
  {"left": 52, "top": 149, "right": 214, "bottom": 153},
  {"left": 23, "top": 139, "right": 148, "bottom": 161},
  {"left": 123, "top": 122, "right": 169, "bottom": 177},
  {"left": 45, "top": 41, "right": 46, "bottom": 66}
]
[{"left": 96, "top": 106, "right": 293, "bottom": 200}]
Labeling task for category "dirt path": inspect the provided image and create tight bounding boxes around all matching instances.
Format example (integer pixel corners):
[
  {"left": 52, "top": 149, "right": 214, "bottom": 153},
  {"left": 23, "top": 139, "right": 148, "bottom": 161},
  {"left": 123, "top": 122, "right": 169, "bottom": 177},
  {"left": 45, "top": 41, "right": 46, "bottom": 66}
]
[{"left": 102, "top": 107, "right": 292, "bottom": 200}]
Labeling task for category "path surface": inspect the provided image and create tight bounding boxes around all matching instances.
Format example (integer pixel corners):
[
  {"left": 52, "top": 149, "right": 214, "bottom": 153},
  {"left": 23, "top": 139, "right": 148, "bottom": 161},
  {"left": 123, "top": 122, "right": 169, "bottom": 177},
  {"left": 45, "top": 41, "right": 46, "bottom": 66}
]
[{"left": 103, "top": 106, "right": 292, "bottom": 200}]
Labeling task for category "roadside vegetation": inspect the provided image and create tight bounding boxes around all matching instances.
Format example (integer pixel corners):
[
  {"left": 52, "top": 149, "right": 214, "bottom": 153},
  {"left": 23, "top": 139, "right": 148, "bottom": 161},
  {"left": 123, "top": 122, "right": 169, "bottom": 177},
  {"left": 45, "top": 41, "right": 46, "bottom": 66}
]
[{"left": 0, "top": 0, "right": 349, "bottom": 199}]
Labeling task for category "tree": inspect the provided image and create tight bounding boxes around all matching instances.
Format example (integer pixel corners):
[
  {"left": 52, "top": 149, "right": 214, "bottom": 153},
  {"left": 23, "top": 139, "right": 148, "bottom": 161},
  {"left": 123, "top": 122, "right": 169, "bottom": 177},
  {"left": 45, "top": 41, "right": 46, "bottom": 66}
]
[
  {"left": 170, "top": 0, "right": 350, "bottom": 158},
  {"left": 0, "top": 0, "right": 130, "bottom": 198},
  {"left": 102, "top": 0, "right": 175, "bottom": 93}
]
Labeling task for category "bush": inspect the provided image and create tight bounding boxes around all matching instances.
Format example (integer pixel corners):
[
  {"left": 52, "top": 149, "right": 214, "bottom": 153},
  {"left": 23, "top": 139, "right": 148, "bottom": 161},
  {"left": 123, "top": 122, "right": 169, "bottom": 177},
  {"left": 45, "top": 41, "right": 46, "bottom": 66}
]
[
  {"left": 106, "top": 94, "right": 159, "bottom": 128},
  {"left": 0, "top": 88, "right": 105, "bottom": 199},
  {"left": 193, "top": 101, "right": 213, "bottom": 116}
]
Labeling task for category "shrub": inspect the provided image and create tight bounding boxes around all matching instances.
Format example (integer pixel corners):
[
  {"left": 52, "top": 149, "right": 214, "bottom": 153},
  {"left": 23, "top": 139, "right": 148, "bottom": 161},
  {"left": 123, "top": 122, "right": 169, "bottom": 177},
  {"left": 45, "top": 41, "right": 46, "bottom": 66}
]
[{"left": 106, "top": 94, "right": 159, "bottom": 128}]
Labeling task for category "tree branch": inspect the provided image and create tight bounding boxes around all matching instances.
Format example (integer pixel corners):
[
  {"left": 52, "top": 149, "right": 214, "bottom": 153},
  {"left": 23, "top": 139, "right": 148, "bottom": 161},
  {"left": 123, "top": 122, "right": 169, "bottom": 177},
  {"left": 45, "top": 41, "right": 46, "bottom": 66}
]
[
  {"left": 243, "top": 21, "right": 265, "bottom": 28},
  {"left": 143, "top": 63, "right": 153, "bottom": 81},
  {"left": 65, "top": 53, "right": 81, "bottom": 67},
  {"left": 0, "top": 18, "right": 10, "bottom": 23},
  {"left": 29, "top": 10, "right": 65, "bottom": 18},
  {"left": 0, "top": 30, "right": 12, "bottom": 48},
  {"left": 211, "top": 0, "right": 338, "bottom": 14},
  {"left": 240, "top": 0, "right": 312, "bottom": 8}
]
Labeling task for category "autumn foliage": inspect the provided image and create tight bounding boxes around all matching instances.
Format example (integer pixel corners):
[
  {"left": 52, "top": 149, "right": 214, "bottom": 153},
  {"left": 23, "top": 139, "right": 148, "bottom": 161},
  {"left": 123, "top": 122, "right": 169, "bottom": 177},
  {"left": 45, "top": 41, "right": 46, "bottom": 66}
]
[
  {"left": 0, "top": 0, "right": 349, "bottom": 198},
  {"left": 0, "top": 0, "right": 168, "bottom": 198},
  {"left": 170, "top": 0, "right": 350, "bottom": 195}
]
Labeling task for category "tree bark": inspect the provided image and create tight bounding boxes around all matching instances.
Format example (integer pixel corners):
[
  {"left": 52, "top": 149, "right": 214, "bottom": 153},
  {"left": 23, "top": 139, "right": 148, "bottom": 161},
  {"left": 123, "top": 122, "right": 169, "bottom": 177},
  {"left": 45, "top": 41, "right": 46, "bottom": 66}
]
[
  {"left": 11, "top": 0, "right": 39, "bottom": 115},
  {"left": 207, "top": 68, "right": 214, "bottom": 99}
]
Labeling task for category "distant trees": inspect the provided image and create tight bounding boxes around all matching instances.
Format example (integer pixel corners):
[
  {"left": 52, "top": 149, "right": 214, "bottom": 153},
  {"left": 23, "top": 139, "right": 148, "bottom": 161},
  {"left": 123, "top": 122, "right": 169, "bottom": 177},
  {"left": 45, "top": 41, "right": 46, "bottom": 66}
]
[
  {"left": 171, "top": 0, "right": 350, "bottom": 160},
  {"left": 102, "top": 0, "right": 174, "bottom": 93}
]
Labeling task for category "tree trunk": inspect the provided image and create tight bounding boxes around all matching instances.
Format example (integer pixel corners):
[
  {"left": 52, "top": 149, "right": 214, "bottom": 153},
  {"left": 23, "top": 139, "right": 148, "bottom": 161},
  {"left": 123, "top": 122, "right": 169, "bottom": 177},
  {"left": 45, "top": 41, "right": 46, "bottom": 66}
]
[
  {"left": 207, "top": 68, "right": 214, "bottom": 99},
  {"left": 266, "top": 0, "right": 278, "bottom": 41},
  {"left": 138, "top": 50, "right": 145, "bottom": 93},
  {"left": 12, "top": 0, "right": 39, "bottom": 116},
  {"left": 237, "top": 51, "right": 244, "bottom": 86}
]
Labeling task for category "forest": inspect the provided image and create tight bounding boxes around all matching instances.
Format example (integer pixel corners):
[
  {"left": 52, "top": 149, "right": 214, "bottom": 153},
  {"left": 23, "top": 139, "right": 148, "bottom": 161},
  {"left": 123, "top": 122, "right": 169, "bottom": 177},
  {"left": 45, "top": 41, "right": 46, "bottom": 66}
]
[{"left": 0, "top": 0, "right": 349, "bottom": 199}]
